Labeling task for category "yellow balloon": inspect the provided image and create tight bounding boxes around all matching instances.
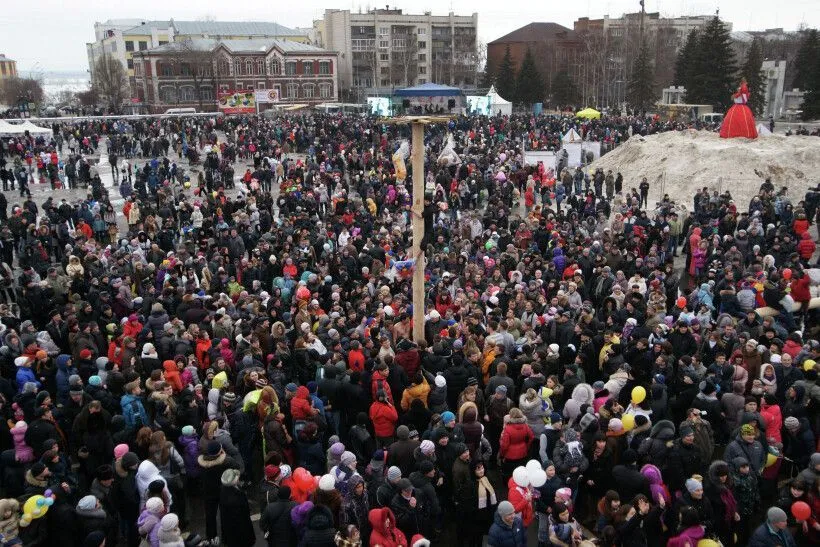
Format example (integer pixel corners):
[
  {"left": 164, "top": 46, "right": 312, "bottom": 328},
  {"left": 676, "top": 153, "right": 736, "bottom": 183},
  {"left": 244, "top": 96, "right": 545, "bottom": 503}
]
[
  {"left": 697, "top": 540, "right": 720, "bottom": 547},
  {"left": 621, "top": 414, "right": 635, "bottom": 431},
  {"left": 803, "top": 359, "right": 816, "bottom": 372},
  {"left": 22, "top": 496, "right": 48, "bottom": 520},
  {"left": 765, "top": 453, "right": 778, "bottom": 468},
  {"left": 631, "top": 386, "right": 647, "bottom": 405}
]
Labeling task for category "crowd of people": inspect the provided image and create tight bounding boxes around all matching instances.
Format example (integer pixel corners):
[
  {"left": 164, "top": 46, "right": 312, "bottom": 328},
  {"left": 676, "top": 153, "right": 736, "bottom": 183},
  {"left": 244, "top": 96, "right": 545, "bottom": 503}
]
[{"left": 0, "top": 111, "right": 817, "bottom": 547}]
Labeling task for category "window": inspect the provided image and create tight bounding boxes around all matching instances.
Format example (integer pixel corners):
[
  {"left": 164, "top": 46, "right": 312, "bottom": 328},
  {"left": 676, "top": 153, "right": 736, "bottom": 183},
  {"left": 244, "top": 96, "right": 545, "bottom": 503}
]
[
  {"left": 303, "top": 84, "right": 314, "bottom": 98},
  {"left": 134, "top": 62, "right": 142, "bottom": 76},
  {"left": 380, "top": 67, "right": 390, "bottom": 75},
  {"left": 218, "top": 59, "right": 230, "bottom": 75},
  {"left": 285, "top": 62, "right": 296, "bottom": 75},
  {"left": 417, "top": 53, "right": 426, "bottom": 62},
  {"left": 234, "top": 60, "right": 243, "bottom": 75},
  {"left": 270, "top": 59, "right": 281, "bottom": 74},
  {"left": 380, "top": 79, "right": 390, "bottom": 86},
  {"left": 418, "top": 66, "right": 427, "bottom": 74},
  {"left": 379, "top": 53, "right": 389, "bottom": 62},
  {"left": 257, "top": 82, "right": 266, "bottom": 89},
  {"left": 418, "top": 78, "right": 426, "bottom": 84},
  {"left": 180, "top": 63, "right": 191, "bottom": 76},
  {"left": 417, "top": 41, "right": 426, "bottom": 49},
  {"left": 417, "top": 27, "right": 426, "bottom": 35},
  {"left": 127, "top": 59, "right": 134, "bottom": 69},
  {"left": 125, "top": 41, "right": 135, "bottom": 52},
  {"left": 256, "top": 59, "right": 264, "bottom": 75},
  {"left": 319, "top": 83, "right": 332, "bottom": 98},
  {"left": 319, "top": 61, "right": 330, "bottom": 75},
  {"left": 200, "top": 87, "right": 214, "bottom": 100},
  {"left": 379, "top": 27, "right": 389, "bottom": 35},
  {"left": 158, "top": 40, "right": 168, "bottom": 46},
  {"left": 139, "top": 41, "right": 148, "bottom": 51},
  {"left": 303, "top": 61, "right": 313, "bottom": 75},
  {"left": 161, "top": 63, "right": 173, "bottom": 77},
  {"left": 245, "top": 59, "right": 253, "bottom": 75},
  {"left": 379, "top": 40, "right": 389, "bottom": 49},
  {"left": 286, "top": 83, "right": 298, "bottom": 98},
  {"left": 180, "top": 86, "right": 195, "bottom": 101},
  {"left": 159, "top": 86, "right": 176, "bottom": 103}
]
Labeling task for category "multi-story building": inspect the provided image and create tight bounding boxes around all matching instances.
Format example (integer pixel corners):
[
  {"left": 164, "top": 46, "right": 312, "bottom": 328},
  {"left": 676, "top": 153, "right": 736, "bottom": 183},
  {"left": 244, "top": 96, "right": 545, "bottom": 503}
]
[
  {"left": 487, "top": 23, "right": 583, "bottom": 102},
  {"left": 131, "top": 38, "right": 338, "bottom": 114},
  {"left": 87, "top": 19, "right": 308, "bottom": 99},
  {"left": 0, "top": 54, "right": 18, "bottom": 80},
  {"left": 313, "top": 8, "right": 478, "bottom": 101},
  {"left": 573, "top": 12, "right": 722, "bottom": 108}
]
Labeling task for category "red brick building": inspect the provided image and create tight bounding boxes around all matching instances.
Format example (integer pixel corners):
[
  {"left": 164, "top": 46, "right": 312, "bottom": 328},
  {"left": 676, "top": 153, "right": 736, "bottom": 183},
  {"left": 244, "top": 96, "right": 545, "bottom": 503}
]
[{"left": 132, "top": 38, "right": 339, "bottom": 113}]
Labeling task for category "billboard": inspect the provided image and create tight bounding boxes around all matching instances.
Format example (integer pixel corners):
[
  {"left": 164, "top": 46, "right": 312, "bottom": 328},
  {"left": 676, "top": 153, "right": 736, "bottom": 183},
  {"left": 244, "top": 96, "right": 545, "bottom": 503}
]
[
  {"left": 218, "top": 91, "right": 256, "bottom": 114},
  {"left": 466, "top": 95, "right": 490, "bottom": 115},
  {"left": 255, "top": 89, "right": 280, "bottom": 104},
  {"left": 367, "top": 97, "right": 391, "bottom": 116}
]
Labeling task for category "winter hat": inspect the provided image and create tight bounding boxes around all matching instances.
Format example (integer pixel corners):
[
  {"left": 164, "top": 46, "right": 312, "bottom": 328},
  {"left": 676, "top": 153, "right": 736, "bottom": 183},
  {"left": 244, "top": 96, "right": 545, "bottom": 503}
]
[
  {"left": 31, "top": 462, "right": 47, "bottom": 478},
  {"left": 341, "top": 451, "right": 357, "bottom": 466},
  {"left": 145, "top": 497, "right": 164, "bottom": 514},
  {"left": 206, "top": 441, "right": 222, "bottom": 457},
  {"left": 452, "top": 339, "right": 463, "bottom": 350},
  {"left": 330, "top": 442, "right": 346, "bottom": 456},
  {"left": 622, "top": 449, "right": 638, "bottom": 465},
  {"left": 36, "top": 391, "right": 51, "bottom": 405},
  {"left": 679, "top": 424, "right": 694, "bottom": 438},
  {"left": 685, "top": 478, "right": 703, "bottom": 493},
  {"left": 221, "top": 468, "right": 240, "bottom": 486},
  {"left": 767, "top": 506, "right": 788, "bottom": 524},
  {"left": 79, "top": 349, "right": 92, "bottom": 360},
  {"left": 222, "top": 392, "right": 237, "bottom": 404},
  {"left": 83, "top": 531, "right": 106, "bottom": 547},
  {"left": 418, "top": 460, "right": 435, "bottom": 474},
  {"left": 579, "top": 411, "right": 597, "bottom": 431},
  {"left": 397, "top": 425, "right": 410, "bottom": 440},
  {"left": 397, "top": 478, "right": 413, "bottom": 491},
  {"left": 411, "top": 535, "right": 431, "bottom": 547},
  {"left": 77, "top": 495, "right": 97, "bottom": 511},
  {"left": 122, "top": 452, "right": 140, "bottom": 469},
  {"left": 608, "top": 418, "right": 623, "bottom": 432},
  {"left": 181, "top": 425, "right": 195, "bottom": 436},
  {"left": 420, "top": 440, "right": 435, "bottom": 455},
  {"left": 741, "top": 423, "right": 757, "bottom": 436},
  {"left": 318, "top": 474, "right": 336, "bottom": 491},
  {"left": 549, "top": 412, "right": 563, "bottom": 424},
  {"left": 784, "top": 417, "right": 800, "bottom": 430},
  {"left": 495, "top": 384, "right": 508, "bottom": 395},
  {"left": 497, "top": 500, "right": 515, "bottom": 517},
  {"left": 96, "top": 465, "right": 114, "bottom": 481},
  {"left": 89, "top": 375, "right": 102, "bottom": 386},
  {"left": 285, "top": 383, "right": 298, "bottom": 393},
  {"left": 264, "top": 465, "right": 281, "bottom": 480},
  {"left": 441, "top": 411, "right": 456, "bottom": 425},
  {"left": 160, "top": 513, "right": 179, "bottom": 532},
  {"left": 387, "top": 466, "right": 402, "bottom": 482}
]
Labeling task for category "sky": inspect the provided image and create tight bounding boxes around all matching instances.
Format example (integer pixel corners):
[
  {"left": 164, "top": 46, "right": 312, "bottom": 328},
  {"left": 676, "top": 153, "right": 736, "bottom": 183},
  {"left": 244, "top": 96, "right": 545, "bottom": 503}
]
[{"left": 4, "top": 0, "right": 819, "bottom": 73}]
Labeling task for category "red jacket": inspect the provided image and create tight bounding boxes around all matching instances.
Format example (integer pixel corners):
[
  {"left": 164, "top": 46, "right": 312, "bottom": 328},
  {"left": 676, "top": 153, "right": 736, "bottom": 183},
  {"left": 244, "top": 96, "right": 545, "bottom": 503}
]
[
  {"left": 506, "top": 478, "right": 534, "bottom": 526},
  {"left": 369, "top": 400, "right": 398, "bottom": 438},
  {"left": 368, "top": 508, "right": 407, "bottom": 547},
  {"left": 163, "top": 360, "right": 183, "bottom": 393},
  {"left": 371, "top": 369, "right": 393, "bottom": 404},
  {"left": 790, "top": 276, "right": 811, "bottom": 304},
  {"left": 347, "top": 349, "right": 365, "bottom": 373},
  {"left": 798, "top": 233, "right": 816, "bottom": 260},
  {"left": 499, "top": 420, "right": 534, "bottom": 461},
  {"left": 793, "top": 218, "right": 809, "bottom": 237},
  {"left": 290, "top": 386, "right": 314, "bottom": 421},
  {"left": 394, "top": 350, "right": 420, "bottom": 378}
]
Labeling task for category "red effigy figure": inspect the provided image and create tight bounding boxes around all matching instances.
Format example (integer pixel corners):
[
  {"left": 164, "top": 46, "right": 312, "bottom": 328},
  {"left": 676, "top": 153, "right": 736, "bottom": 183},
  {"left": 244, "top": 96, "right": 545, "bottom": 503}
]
[{"left": 719, "top": 78, "right": 758, "bottom": 139}]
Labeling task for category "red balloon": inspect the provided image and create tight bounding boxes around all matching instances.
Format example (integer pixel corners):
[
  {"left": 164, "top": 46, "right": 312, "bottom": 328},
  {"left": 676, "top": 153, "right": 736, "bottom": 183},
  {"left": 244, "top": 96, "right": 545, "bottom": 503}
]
[
  {"left": 676, "top": 297, "right": 687, "bottom": 308},
  {"left": 296, "top": 286, "right": 311, "bottom": 300},
  {"left": 791, "top": 500, "right": 811, "bottom": 521},
  {"left": 293, "top": 468, "right": 312, "bottom": 490},
  {"left": 782, "top": 268, "right": 792, "bottom": 280}
]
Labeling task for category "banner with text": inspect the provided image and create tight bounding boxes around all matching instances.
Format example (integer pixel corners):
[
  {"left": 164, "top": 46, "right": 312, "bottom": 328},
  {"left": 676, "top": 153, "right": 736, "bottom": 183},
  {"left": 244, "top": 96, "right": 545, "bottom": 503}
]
[
  {"left": 255, "top": 89, "right": 280, "bottom": 104},
  {"left": 218, "top": 91, "right": 256, "bottom": 114}
]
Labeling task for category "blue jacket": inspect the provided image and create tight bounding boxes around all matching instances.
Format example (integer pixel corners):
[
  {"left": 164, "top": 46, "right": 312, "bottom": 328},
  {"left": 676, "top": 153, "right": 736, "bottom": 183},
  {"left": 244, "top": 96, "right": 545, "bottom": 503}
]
[
  {"left": 55, "top": 354, "right": 77, "bottom": 402},
  {"left": 15, "top": 365, "right": 40, "bottom": 393},
  {"left": 487, "top": 512, "right": 527, "bottom": 547},
  {"left": 121, "top": 393, "right": 149, "bottom": 430},
  {"left": 748, "top": 522, "right": 797, "bottom": 547}
]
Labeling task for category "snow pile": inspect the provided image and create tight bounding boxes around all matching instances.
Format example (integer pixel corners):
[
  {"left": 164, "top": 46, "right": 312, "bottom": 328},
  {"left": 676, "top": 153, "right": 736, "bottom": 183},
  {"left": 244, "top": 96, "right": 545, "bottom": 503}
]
[{"left": 588, "top": 130, "right": 820, "bottom": 207}]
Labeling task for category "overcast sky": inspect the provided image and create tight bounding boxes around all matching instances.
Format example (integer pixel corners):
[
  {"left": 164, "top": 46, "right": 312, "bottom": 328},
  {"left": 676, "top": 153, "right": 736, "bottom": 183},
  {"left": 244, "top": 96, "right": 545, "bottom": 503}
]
[{"left": 5, "top": 0, "right": 819, "bottom": 73}]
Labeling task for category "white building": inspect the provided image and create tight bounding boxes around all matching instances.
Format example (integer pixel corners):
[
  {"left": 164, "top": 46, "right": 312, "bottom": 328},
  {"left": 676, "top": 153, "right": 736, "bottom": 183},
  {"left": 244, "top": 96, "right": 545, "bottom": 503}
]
[{"left": 313, "top": 8, "right": 478, "bottom": 101}]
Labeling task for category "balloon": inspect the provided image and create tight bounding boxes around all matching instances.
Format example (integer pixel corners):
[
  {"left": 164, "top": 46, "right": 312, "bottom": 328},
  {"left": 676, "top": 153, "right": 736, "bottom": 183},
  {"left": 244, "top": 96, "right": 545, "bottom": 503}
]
[
  {"left": 23, "top": 496, "right": 49, "bottom": 519},
  {"left": 631, "top": 386, "right": 647, "bottom": 405},
  {"left": 512, "top": 466, "right": 530, "bottom": 488},
  {"left": 19, "top": 515, "right": 31, "bottom": 527},
  {"left": 293, "top": 468, "right": 313, "bottom": 490},
  {"left": 765, "top": 453, "right": 778, "bottom": 468},
  {"left": 44, "top": 489, "right": 53, "bottom": 497},
  {"left": 44, "top": 497, "right": 54, "bottom": 506},
  {"left": 525, "top": 460, "right": 542, "bottom": 475},
  {"left": 803, "top": 359, "right": 816, "bottom": 372},
  {"left": 697, "top": 540, "right": 720, "bottom": 547},
  {"left": 499, "top": 153, "right": 507, "bottom": 162},
  {"left": 791, "top": 501, "right": 811, "bottom": 521},
  {"left": 529, "top": 469, "right": 548, "bottom": 488},
  {"left": 183, "top": 181, "right": 191, "bottom": 189},
  {"left": 676, "top": 296, "right": 687, "bottom": 308},
  {"left": 296, "top": 286, "right": 311, "bottom": 300},
  {"left": 782, "top": 268, "right": 792, "bottom": 280},
  {"left": 621, "top": 413, "right": 635, "bottom": 431}
]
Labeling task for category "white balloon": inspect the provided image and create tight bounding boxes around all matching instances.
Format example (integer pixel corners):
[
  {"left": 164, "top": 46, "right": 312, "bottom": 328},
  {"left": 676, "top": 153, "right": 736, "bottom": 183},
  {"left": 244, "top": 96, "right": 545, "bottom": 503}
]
[
  {"left": 525, "top": 460, "right": 542, "bottom": 474},
  {"left": 512, "top": 466, "right": 530, "bottom": 487},
  {"left": 529, "top": 468, "right": 548, "bottom": 488}
]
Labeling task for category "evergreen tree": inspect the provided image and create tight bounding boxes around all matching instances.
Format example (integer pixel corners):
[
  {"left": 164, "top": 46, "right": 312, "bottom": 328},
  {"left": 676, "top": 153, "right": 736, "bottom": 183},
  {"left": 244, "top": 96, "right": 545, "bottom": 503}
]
[
  {"left": 515, "top": 47, "right": 545, "bottom": 105},
  {"left": 674, "top": 29, "right": 699, "bottom": 86},
  {"left": 551, "top": 67, "right": 578, "bottom": 107},
  {"left": 628, "top": 38, "right": 655, "bottom": 113},
  {"left": 801, "top": 55, "right": 820, "bottom": 121},
  {"left": 741, "top": 39, "right": 766, "bottom": 116},
  {"left": 793, "top": 29, "right": 819, "bottom": 91},
  {"left": 480, "top": 60, "right": 495, "bottom": 89},
  {"left": 684, "top": 17, "right": 737, "bottom": 109},
  {"left": 495, "top": 45, "right": 517, "bottom": 102}
]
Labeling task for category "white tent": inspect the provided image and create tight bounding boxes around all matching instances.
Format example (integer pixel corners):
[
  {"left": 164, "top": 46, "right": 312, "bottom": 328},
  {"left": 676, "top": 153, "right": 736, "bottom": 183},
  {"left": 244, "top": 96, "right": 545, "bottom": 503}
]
[
  {"left": 19, "top": 121, "right": 51, "bottom": 135},
  {"left": 487, "top": 86, "right": 512, "bottom": 116},
  {"left": 562, "top": 128, "right": 583, "bottom": 143},
  {"left": 756, "top": 123, "right": 772, "bottom": 136},
  {"left": 0, "top": 120, "right": 25, "bottom": 137}
]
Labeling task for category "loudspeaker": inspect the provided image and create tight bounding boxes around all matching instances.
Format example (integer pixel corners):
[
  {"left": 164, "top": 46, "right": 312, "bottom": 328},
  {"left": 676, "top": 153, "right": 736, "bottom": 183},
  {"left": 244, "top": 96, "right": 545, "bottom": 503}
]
[
  {"left": 402, "top": 99, "right": 410, "bottom": 107},
  {"left": 447, "top": 99, "right": 455, "bottom": 108}
]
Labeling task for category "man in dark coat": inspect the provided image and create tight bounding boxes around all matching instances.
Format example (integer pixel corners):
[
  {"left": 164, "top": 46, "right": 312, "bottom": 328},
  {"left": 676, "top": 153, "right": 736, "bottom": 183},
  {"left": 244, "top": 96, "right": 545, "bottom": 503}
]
[
  {"left": 199, "top": 441, "right": 241, "bottom": 543},
  {"left": 611, "top": 449, "right": 651, "bottom": 502},
  {"left": 219, "top": 468, "right": 256, "bottom": 547},
  {"left": 666, "top": 424, "right": 705, "bottom": 493},
  {"left": 259, "top": 486, "right": 297, "bottom": 547},
  {"left": 386, "top": 426, "right": 420, "bottom": 477}
]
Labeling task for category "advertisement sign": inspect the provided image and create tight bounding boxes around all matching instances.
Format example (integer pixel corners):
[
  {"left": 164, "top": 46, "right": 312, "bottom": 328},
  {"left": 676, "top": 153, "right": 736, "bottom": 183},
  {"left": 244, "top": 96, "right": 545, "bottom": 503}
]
[
  {"left": 367, "top": 97, "right": 391, "bottom": 116},
  {"left": 218, "top": 91, "right": 256, "bottom": 114},
  {"left": 466, "top": 95, "right": 490, "bottom": 115},
  {"left": 255, "top": 89, "right": 280, "bottom": 104}
]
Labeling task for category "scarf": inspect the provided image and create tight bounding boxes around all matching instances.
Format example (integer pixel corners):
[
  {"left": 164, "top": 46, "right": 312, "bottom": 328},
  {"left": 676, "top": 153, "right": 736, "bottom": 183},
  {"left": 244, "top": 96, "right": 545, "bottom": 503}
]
[
  {"left": 719, "top": 488, "right": 738, "bottom": 524},
  {"left": 477, "top": 475, "right": 497, "bottom": 509}
]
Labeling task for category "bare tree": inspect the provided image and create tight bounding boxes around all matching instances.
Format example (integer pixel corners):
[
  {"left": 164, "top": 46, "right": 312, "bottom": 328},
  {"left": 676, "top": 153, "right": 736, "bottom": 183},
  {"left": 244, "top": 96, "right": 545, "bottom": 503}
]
[
  {"left": 176, "top": 39, "right": 217, "bottom": 110},
  {"left": 92, "top": 53, "right": 128, "bottom": 113},
  {"left": 0, "top": 77, "right": 45, "bottom": 107},
  {"left": 391, "top": 33, "right": 418, "bottom": 87},
  {"left": 471, "top": 39, "right": 488, "bottom": 88}
]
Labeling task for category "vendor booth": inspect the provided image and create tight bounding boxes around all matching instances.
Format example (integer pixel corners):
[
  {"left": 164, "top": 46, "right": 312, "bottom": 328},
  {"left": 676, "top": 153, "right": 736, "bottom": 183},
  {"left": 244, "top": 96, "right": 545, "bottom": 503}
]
[{"left": 487, "top": 86, "right": 512, "bottom": 116}]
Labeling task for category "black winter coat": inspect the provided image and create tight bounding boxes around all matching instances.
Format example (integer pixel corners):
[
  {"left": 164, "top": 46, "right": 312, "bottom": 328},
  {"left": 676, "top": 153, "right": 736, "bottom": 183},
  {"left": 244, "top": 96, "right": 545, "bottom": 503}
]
[
  {"left": 260, "top": 499, "right": 297, "bottom": 547},
  {"left": 220, "top": 484, "right": 256, "bottom": 547}
]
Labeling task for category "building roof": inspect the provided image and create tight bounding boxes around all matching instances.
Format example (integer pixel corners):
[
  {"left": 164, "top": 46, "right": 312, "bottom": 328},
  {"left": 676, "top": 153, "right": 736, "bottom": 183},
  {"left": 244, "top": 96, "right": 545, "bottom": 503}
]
[
  {"left": 394, "top": 82, "right": 463, "bottom": 97},
  {"left": 122, "top": 21, "right": 173, "bottom": 36},
  {"left": 0, "top": 54, "right": 15, "bottom": 62},
  {"left": 145, "top": 38, "right": 330, "bottom": 55},
  {"left": 171, "top": 20, "right": 305, "bottom": 37},
  {"left": 488, "top": 22, "right": 577, "bottom": 45}
]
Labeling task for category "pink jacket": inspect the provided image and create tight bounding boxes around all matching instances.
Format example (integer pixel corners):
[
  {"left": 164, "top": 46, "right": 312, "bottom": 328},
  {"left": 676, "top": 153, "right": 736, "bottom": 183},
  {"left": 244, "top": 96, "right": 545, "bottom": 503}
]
[{"left": 10, "top": 422, "right": 34, "bottom": 463}]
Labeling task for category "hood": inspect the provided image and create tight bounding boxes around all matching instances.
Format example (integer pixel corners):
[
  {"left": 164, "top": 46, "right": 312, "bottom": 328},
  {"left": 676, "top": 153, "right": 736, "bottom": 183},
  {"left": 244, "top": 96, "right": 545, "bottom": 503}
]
[
  {"left": 368, "top": 507, "right": 397, "bottom": 535},
  {"left": 306, "top": 505, "right": 334, "bottom": 531},
  {"left": 295, "top": 385, "right": 310, "bottom": 400},
  {"left": 56, "top": 354, "right": 72, "bottom": 370},
  {"left": 571, "top": 383, "right": 595, "bottom": 405},
  {"left": 649, "top": 420, "right": 676, "bottom": 440},
  {"left": 163, "top": 360, "right": 177, "bottom": 374},
  {"left": 641, "top": 464, "right": 663, "bottom": 485},
  {"left": 708, "top": 460, "right": 730, "bottom": 485}
]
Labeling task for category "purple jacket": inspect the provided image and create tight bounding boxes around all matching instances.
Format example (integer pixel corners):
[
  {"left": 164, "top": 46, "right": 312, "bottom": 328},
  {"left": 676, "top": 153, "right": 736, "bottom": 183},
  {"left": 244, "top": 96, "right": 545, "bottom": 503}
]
[{"left": 178, "top": 434, "right": 201, "bottom": 477}]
